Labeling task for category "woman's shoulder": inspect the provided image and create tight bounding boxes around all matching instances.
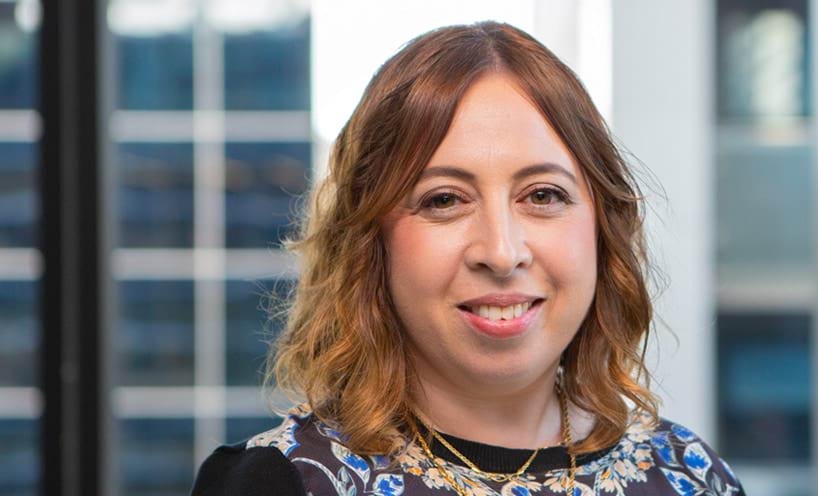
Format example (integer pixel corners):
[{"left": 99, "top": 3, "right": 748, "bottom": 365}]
[
  {"left": 239, "top": 402, "right": 406, "bottom": 495},
  {"left": 189, "top": 404, "right": 316, "bottom": 496},
  {"left": 189, "top": 439, "right": 306, "bottom": 496},
  {"left": 601, "top": 410, "right": 746, "bottom": 495}
]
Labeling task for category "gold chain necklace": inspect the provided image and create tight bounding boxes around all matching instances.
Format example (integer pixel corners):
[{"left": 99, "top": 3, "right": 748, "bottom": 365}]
[{"left": 409, "top": 387, "right": 577, "bottom": 495}]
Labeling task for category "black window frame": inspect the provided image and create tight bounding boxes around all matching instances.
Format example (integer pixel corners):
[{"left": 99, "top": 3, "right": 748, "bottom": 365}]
[{"left": 40, "top": 0, "right": 115, "bottom": 494}]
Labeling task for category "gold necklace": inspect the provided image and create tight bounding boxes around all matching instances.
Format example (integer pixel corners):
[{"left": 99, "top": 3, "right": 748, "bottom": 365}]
[{"left": 409, "top": 388, "right": 576, "bottom": 495}]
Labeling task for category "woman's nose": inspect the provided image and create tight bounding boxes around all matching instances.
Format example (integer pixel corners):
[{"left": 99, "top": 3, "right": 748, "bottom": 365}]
[{"left": 464, "top": 206, "right": 533, "bottom": 278}]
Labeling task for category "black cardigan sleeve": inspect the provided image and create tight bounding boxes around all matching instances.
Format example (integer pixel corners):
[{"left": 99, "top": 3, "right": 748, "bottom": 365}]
[{"left": 190, "top": 441, "right": 307, "bottom": 496}]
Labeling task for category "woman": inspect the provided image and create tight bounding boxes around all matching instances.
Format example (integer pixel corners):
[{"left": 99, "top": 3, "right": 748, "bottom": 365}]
[{"left": 192, "top": 21, "right": 745, "bottom": 496}]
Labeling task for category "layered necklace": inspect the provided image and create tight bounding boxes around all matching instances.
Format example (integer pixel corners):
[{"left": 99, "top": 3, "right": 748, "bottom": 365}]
[{"left": 409, "top": 387, "right": 577, "bottom": 496}]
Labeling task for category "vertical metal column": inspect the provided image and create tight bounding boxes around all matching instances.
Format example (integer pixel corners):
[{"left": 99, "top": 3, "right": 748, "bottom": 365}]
[{"left": 39, "top": 0, "right": 113, "bottom": 494}]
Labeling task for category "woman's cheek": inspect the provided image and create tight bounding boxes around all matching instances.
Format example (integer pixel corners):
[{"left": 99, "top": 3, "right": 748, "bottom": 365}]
[
  {"left": 531, "top": 215, "right": 596, "bottom": 285},
  {"left": 386, "top": 220, "right": 436, "bottom": 298},
  {"left": 563, "top": 214, "right": 598, "bottom": 290}
]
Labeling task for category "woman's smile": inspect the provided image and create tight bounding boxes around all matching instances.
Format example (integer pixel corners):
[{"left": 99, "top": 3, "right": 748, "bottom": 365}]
[{"left": 456, "top": 297, "right": 546, "bottom": 339}]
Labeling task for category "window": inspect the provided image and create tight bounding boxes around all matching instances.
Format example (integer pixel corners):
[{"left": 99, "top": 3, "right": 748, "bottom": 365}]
[
  {"left": 108, "top": 2, "right": 310, "bottom": 493},
  {"left": 715, "top": 0, "right": 813, "bottom": 493},
  {"left": 0, "top": 1, "right": 40, "bottom": 495}
]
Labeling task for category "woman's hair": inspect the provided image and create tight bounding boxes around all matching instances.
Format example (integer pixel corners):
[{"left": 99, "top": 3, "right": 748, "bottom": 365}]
[{"left": 264, "top": 20, "right": 660, "bottom": 458}]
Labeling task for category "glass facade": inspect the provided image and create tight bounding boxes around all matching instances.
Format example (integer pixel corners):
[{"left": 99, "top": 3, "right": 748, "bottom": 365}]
[
  {"left": 224, "top": 142, "right": 310, "bottom": 249},
  {"left": 119, "top": 280, "right": 196, "bottom": 386},
  {"left": 225, "top": 416, "right": 281, "bottom": 445},
  {"left": 0, "top": 1, "right": 37, "bottom": 109},
  {"left": 119, "top": 418, "right": 195, "bottom": 496},
  {"left": 119, "top": 143, "right": 195, "bottom": 247},
  {"left": 0, "top": 280, "right": 37, "bottom": 387},
  {"left": 715, "top": 0, "right": 813, "bottom": 493},
  {"left": 223, "top": 18, "right": 310, "bottom": 110},
  {"left": 109, "top": 2, "right": 311, "bottom": 494},
  {"left": 117, "top": 31, "right": 194, "bottom": 110},
  {"left": 0, "top": 143, "right": 37, "bottom": 247},
  {"left": 0, "top": 418, "right": 38, "bottom": 496},
  {"left": 0, "top": 1, "right": 39, "bottom": 495},
  {"left": 718, "top": 312, "right": 811, "bottom": 462},
  {"left": 225, "top": 278, "right": 294, "bottom": 386},
  {"left": 716, "top": 142, "right": 812, "bottom": 268},
  {"left": 717, "top": 0, "right": 811, "bottom": 121}
]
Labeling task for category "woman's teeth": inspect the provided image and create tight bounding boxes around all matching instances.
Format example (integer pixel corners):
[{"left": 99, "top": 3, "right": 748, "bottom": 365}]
[{"left": 471, "top": 301, "right": 532, "bottom": 321}]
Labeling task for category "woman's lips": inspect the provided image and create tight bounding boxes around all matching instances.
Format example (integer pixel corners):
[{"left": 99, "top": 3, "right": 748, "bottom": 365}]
[{"left": 456, "top": 299, "right": 544, "bottom": 339}]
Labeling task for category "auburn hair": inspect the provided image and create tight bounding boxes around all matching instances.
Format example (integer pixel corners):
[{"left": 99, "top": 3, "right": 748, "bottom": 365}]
[{"left": 265, "top": 20, "right": 660, "bottom": 458}]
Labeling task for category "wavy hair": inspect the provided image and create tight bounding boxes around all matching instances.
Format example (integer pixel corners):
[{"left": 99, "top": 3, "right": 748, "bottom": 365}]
[{"left": 265, "top": 20, "right": 661, "bottom": 458}]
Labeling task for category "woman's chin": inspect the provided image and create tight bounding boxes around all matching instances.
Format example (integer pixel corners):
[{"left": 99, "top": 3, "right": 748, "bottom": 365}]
[{"left": 452, "top": 357, "right": 556, "bottom": 393}]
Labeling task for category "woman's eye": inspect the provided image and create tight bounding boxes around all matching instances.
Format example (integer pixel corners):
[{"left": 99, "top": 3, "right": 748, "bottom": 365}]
[
  {"left": 424, "top": 192, "right": 460, "bottom": 209},
  {"left": 528, "top": 188, "right": 568, "bottom": 206}
]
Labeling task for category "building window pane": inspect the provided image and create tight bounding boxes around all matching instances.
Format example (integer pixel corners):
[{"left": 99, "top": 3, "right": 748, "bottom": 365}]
[
  {"left": 0, "top": 418, "right": 38, "bottom": 496},
  {"left": 717, "top": 0, "right": 811, "bottom": 121},
  {"left": 225, "top": 278, "right": 292, "bottom": 386},
  {"left": 0, "top": 280, "right": 36, "bottom": 386},
  {"left": 118, "top": 280, "right": 195, "bottom": 386},
  {"left": 716, "top": 143, "right": 812, "bottom": 270},
  {"left": 0, "top": 143, "right": 36, "bottom": 248},
  {"left": 225, "top": 416, "right": 279, "bottom": 444},
  {"left": 119, "top": 418, "right": 194, "bottom": 496},
  {"left": 0, "top": 2, "right": 38, "bottom": 109},
  {"left": 117, "top": 34, "right": 193, "bottom": 110},
  {"left": 224, "top": 142, "right": 310, "bottom": 248},
  {"left": 717, "top": 311, "right": 811, "bottom": 462},
  {"left": 119, "top": 142, "right": 194, "bottom": 248},
  {"left": 223, "top": 16, "right": 310, "bottom": 111}
]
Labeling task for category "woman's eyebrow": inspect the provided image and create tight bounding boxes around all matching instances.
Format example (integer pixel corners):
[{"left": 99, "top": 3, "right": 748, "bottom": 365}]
[
  {"left": 512, "top": 163, "right": 577, "bottom": 185},
  {"left": 417, "top": 166, "right": 476, "bottom": 183},
  {"left": 418, "top": 162, "right": 577, "bottom": 185}
]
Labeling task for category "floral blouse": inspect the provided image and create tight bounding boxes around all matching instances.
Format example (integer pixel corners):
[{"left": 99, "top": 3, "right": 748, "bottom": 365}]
[{"left": 191, "top": 403, "right": 746, "bottom": 496}]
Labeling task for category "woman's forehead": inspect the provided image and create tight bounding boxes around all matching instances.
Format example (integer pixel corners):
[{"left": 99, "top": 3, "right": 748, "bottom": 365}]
[{"left": 423, "top": 73, "right": 581, "bottom": 180}]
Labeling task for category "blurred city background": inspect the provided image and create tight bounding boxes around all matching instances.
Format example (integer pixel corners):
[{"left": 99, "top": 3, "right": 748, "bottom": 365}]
[{"left": 0, "top": 0, "right": 814, "bottom": 494}]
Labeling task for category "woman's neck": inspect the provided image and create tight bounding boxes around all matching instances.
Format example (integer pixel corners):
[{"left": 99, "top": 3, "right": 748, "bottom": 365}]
[{"left": 410, "top": 364, "right": 566, "bottom": 450}]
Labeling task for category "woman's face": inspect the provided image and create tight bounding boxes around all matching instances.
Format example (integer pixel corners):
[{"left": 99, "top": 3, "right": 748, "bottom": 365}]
[{"left": 381, "top": 72, "right": 597, "bottom": 396}]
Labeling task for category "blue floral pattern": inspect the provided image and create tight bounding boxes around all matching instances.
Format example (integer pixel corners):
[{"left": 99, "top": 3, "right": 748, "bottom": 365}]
[{"left": 244, "top": 404, "right": 744, "bottom": 495}]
